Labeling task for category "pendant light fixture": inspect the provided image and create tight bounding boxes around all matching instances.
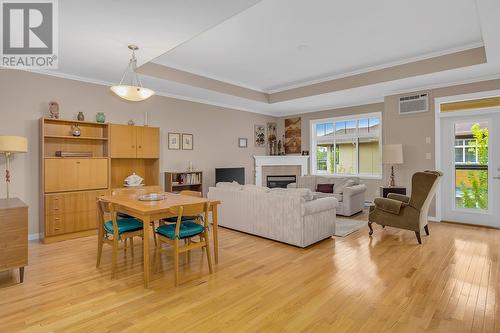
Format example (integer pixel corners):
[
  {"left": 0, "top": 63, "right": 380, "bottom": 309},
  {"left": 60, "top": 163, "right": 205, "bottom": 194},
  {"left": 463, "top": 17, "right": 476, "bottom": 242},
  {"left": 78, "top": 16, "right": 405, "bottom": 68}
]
[{"left": 110, "top": 45, "right": 155, "bottom": 102}]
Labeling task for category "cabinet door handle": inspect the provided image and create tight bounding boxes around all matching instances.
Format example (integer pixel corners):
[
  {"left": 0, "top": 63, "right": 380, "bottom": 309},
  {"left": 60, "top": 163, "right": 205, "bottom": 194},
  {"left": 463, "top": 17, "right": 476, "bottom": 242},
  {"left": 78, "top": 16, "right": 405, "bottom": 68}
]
[
  {"left": 76, "top": 161, "right": 80, "bottom": 164},
  {"left": 55, "top": 228, "right": 61, "bottom": 230},
  {"left": 138, "top": 145, "right": 142, "bottom": 149}
]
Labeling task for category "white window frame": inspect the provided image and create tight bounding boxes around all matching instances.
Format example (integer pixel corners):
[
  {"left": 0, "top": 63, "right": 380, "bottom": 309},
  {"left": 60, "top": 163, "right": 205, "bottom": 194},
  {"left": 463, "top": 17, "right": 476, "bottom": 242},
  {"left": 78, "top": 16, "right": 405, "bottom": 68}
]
[
  {"left": 310, "top": 112, "right": 383, "bottom": 179},
  {"left": 454, "top": 138, "right": 479, "bottom": 165}
]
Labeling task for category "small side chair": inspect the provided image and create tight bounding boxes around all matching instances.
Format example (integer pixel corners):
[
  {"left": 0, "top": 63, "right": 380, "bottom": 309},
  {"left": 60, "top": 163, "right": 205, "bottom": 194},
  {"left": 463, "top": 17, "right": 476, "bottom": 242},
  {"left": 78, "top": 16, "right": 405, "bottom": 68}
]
[
  {"left": 96, "top": 198, "right": 144, "bottom": 278},
  {"left": 155, "top": 201, "right": 213, "bottom": 286},
  {"left": 368, "top": 170, "right": 442, "bottom": 244}
]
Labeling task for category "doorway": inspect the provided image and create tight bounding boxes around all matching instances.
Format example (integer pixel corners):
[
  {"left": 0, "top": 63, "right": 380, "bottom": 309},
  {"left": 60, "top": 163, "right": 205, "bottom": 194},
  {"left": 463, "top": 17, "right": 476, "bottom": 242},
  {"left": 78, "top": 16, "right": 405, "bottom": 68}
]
[{"left": 438, "top": 106, "right": 500, "bottom": 227}]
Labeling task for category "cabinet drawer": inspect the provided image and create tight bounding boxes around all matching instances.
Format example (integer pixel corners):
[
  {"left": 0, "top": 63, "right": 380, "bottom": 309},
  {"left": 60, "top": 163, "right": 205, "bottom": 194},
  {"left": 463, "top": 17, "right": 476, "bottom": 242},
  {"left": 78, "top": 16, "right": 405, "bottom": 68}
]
[
  {"left": 46, "top": 211, "right": 100, "bottom": 236},
  {"left": 45, "top": 190, "right": 108, "bottom": 216},
  {"left": 45, "top": 158, "right": 108, "bottom": 192}
]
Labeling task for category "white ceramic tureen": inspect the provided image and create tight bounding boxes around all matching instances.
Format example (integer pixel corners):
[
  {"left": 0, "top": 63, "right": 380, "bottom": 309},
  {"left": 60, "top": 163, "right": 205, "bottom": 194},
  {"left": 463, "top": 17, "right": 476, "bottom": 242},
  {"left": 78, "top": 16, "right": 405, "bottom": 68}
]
[{"left": 124, "top": 172, "right": 144, "bottom": 187}]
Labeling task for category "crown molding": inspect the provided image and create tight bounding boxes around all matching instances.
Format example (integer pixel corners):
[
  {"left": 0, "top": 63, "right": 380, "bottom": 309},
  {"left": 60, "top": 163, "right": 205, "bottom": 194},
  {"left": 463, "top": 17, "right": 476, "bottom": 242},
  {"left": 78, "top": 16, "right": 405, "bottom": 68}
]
[{"left": 266, "top": 42, "right": 485, "bottom": 93}]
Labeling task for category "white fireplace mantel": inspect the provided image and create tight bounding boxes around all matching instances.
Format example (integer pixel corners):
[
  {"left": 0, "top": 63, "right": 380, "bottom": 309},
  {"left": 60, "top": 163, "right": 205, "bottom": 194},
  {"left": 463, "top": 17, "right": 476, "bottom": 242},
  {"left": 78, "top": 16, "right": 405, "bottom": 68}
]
[{"left": 254, "top": 155, "right": 309, "bottom": 186}]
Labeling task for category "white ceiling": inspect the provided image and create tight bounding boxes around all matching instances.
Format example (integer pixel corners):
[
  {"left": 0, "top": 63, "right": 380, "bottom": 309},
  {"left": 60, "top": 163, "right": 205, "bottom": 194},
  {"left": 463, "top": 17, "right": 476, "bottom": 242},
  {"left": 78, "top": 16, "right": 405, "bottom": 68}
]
[
  {"left": 154, "top": 0, "right": 483, "bottom": 92},
  {"left": 38, "top": 0, "right": 500, "bottom": 117},
  {"left": 49, "top": 0, "right": 261, "bottom": 85}
]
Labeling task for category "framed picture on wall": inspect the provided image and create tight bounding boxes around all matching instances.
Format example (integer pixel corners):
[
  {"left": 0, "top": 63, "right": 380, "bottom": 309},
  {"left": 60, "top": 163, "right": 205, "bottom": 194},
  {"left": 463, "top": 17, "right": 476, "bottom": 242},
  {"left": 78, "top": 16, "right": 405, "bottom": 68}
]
[
  {"left": 168, "top": 132, "right": 180, "bottom": 150},
  {"left": 238, "top": 137, "right": 248, "bottom": 148},
  {"left": 182, "top": 133, "right": 194, "bottom": 150}
]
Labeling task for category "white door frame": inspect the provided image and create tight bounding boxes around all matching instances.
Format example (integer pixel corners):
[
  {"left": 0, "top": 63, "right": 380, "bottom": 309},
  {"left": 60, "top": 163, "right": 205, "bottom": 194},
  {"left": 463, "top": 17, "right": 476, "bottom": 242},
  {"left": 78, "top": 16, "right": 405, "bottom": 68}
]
[{"left": 434, "top": 89, "right": 500, "bottom": 222}]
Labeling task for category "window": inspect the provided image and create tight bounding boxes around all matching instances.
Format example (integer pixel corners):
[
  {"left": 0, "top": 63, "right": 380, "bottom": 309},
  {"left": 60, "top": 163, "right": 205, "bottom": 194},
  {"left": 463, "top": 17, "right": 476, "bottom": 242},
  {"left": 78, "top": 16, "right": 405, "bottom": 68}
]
[
  {"left": 454, "top": 138, "right": 479, "bottom": 164},
  {"left": 311, "top": 113, "right": 382, "bottom": 178}
]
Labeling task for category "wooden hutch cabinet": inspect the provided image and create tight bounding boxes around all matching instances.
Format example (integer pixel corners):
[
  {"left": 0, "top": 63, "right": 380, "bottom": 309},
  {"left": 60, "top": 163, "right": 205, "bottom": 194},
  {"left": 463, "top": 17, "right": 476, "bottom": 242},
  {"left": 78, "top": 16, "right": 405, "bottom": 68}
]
[{"left": 40, "top": 118, "right": 160, "bottom": 243}]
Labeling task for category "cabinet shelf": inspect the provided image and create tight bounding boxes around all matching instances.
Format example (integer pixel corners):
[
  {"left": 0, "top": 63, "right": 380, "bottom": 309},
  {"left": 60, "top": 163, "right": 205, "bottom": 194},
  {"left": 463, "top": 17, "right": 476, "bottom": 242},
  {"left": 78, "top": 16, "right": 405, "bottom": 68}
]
[
  {"left": 172, "top": 183, "right": 202, "bottom": 187},
  {"left": 44, "top": 135, "right": 108, "bottom": 140}
]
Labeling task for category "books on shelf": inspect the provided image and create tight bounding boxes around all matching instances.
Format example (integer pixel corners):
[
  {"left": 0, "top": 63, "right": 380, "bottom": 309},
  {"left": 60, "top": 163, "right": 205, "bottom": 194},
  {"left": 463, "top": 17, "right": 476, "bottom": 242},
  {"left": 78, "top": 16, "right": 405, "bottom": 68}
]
[{"left": 179, "top": 172, "right": 201, "bottom": 185}]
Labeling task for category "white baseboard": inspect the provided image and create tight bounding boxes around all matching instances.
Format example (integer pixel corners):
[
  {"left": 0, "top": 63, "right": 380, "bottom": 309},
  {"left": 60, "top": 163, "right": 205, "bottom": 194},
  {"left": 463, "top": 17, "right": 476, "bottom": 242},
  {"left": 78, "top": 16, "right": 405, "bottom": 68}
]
[
  {"left": 428, "top": 216, "right": 440, "bottom": 222},
  {"left": 28, "top": 233, "right": 41, "bottom": 241}
]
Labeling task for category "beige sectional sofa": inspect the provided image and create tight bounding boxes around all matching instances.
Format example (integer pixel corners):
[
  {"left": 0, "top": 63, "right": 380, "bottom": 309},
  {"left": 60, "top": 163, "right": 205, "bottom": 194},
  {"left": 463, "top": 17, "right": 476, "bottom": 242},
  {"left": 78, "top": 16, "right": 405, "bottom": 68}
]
[
  {"left": 207, "top": 183, "right": 337, "bottom": 247},
  {"left": 288, "top": 175, "right": 367, "bottom": 216}
]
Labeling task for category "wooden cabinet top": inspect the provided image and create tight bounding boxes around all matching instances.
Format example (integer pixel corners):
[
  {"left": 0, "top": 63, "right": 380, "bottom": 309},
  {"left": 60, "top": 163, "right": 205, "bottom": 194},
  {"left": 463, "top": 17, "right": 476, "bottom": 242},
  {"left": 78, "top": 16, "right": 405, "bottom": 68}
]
[{"left": 0, "top": 198, "right": 28, "bottom": 209}]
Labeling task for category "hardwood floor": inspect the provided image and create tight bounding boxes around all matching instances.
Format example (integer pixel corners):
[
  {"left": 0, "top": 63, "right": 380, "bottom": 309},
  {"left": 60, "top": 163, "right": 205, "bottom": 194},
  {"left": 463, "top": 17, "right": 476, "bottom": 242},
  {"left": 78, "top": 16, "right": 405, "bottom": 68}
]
[{"left": 1, "top": 220, "right": 500, "bottom": 332}]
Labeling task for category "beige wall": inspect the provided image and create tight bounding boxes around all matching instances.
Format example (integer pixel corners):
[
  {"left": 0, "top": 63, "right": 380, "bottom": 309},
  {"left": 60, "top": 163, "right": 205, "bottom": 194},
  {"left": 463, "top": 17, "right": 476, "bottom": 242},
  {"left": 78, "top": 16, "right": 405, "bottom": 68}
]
[
  {"left": 285, "top": 78, "right": 500, "bottom": 208},
  {"left": 283, "top": 103, "right": 385, "bottom": 200},
  {"left": 0, "top": 70, "right": 278, "bottom": 235},
  {"left": 384, "top": 79, "right": 500, "bottom": 215}
]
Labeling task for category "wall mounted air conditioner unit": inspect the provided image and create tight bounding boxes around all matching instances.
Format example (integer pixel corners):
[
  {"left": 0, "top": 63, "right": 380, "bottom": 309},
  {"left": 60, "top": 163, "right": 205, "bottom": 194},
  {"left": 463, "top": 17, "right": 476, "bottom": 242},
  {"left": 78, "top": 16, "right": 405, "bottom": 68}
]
[{"left": 399, "top": 93, "right": 428, "bottom": 115}]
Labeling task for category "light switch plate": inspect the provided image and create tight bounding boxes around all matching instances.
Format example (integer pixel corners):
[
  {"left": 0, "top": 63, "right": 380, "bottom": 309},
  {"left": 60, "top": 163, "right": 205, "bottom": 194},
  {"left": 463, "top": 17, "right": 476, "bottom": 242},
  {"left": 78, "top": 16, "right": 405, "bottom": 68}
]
[
  {"left": 425, "top": 153, "right": 432, "bottom": 160},
  {"left": 426, "top": 137, "right": 431, "bottom": 144}
]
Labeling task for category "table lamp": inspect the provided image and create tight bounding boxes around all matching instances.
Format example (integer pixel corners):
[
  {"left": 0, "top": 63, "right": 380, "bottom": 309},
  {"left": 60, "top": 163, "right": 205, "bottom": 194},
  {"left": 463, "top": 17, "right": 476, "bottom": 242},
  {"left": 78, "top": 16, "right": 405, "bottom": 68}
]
[
  {"left": 0, "top": 136, "right": 28, "bottom": 198},
  {"left": 383, "top": 144, "right": 403, "bottom": 187}
]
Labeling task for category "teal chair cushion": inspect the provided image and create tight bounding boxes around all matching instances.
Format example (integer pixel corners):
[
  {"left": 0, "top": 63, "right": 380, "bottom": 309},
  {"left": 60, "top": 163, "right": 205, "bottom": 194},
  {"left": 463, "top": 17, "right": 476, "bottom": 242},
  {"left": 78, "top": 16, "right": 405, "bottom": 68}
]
[
  {"left": 156, "top": 221, "right": 204, "bottom": 240},
  {"left": 104, "top": 218, "right": 143, "bottom": 235},
  {"left": 163, "top": 215, "right": 198, "bottom": 223}
]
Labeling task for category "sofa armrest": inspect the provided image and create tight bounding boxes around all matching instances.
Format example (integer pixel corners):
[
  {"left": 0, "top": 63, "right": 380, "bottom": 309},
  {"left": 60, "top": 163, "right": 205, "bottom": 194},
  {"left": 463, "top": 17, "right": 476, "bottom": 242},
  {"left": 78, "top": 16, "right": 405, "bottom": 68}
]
[
  {"left": 387, "top": 193, "right": 410, "bottom": 203},
  {"left": 374, "top": 197, "right": 406, "bottom": 214},
  {"left": 302, "top": 197, "right": 338, "bottom": 216},
  {"left": 343, "top": 184, "right": 367, "bottom": 196}
]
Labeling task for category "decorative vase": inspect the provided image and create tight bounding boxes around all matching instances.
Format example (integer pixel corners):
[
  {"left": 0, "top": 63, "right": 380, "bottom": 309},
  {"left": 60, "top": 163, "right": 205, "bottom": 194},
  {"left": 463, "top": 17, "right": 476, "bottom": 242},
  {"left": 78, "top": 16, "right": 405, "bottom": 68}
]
[
  {"left": 127, "top": 119, "right": 135, "bottom": 126},
  {"left": 77, "top": 112, "right": 84, "bottom": 121},
  {"left": 71, "top": 125, "right": 81, "bottom": 137},
  {"left": 96, "top": 112, "right": 105, "bottom": 123}
]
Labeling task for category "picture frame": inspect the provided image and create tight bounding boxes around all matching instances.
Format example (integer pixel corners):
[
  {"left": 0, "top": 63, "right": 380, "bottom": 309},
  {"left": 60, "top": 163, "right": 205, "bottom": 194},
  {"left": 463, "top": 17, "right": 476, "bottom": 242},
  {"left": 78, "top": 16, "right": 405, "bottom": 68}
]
[
  {"left": 254, "top": 124, "right": 265, "bottom": 147},
  {"left": 168, "top": 132, "right": 180, "bottom": 150},
  {"left": 182, "top": 133, "right": 194, "bottom": 150},
  {"left": 238, "top": 137, "right": 248, "bottom": 148}
]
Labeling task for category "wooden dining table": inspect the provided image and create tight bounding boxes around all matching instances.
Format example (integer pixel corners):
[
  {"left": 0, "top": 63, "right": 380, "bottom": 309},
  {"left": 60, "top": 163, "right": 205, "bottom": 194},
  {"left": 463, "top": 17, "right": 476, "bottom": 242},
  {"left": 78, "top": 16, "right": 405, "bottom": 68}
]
[{"left": 99, "top": 192, "right": 221, "bottom": 288}]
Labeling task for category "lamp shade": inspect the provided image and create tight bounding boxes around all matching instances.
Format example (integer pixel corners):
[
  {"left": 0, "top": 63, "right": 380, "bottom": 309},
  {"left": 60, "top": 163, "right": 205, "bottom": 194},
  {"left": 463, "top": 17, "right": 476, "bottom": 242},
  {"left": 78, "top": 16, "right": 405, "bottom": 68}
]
[
  {"left": 383, "top": 144, "right": 403, "bottom": 164},
  {"left": 0, "top": 136, "right": 28, "bottom": 153}
]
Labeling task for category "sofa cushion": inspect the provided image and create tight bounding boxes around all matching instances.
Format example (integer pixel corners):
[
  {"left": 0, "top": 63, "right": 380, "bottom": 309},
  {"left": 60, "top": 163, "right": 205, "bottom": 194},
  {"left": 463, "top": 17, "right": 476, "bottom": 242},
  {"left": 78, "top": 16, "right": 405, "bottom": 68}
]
[
  {"left": 269, "top": 188, "right": 314, "bottom": 201},
  {"left": 216, "top": 181, "right": 242, "bottom": 189},
  {"left": 313, "top": 192, "right": 343, "bottom": 202},
  {"left": 242, "top": 184, "right": 269, "bottom": 192}
]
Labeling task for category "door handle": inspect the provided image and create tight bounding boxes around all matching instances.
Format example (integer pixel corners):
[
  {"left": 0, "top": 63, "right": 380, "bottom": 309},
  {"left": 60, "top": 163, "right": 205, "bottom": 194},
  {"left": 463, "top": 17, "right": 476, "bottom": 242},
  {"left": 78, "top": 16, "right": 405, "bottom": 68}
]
[{"left": 493, "top": 176, "right": 500, "bottom": 179}]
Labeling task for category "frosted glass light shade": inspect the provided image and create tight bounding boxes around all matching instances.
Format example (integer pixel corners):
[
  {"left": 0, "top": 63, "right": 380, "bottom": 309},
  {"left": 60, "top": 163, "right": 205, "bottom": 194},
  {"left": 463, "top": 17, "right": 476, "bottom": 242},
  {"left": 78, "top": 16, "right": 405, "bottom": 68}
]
[
  {"left": 0, "top": 136, "right": 28, "bottom": 153},
  {"left": 383, "top": 144, "right": 403, "bottom": 164},
  {"left": 110, "top": 85, "right": 155, "bottom": 102}
]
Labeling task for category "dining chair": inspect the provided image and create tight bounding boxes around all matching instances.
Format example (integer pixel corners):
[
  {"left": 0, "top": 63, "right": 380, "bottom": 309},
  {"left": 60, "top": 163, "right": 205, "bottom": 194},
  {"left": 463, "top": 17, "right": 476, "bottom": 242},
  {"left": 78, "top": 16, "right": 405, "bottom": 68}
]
[
  {"left": 155, "top": 201, "right": 213, "bottom": 286},
  {"left": 96, "top": 198, "right": 144, "bottom": 278},
  {"left": 111, "top": 186, "right": 161, "bottom": 245},
  {"left": 163, "top": 190, "right": 202, "bottom": 223}
]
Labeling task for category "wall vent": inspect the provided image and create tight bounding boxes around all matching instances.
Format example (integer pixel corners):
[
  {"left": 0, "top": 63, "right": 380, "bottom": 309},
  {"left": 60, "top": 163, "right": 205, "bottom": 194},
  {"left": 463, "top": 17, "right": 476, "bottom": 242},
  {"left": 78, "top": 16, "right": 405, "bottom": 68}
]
[{"left": 399, "top": 93, "right": 428, "bottom": 115}]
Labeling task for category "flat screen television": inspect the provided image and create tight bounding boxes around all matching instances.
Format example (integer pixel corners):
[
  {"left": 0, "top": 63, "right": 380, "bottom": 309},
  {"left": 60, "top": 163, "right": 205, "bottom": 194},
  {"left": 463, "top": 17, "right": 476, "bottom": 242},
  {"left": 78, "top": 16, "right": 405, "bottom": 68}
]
[{"left": 215, "top": 167, "right": 245, "bottom": 185}]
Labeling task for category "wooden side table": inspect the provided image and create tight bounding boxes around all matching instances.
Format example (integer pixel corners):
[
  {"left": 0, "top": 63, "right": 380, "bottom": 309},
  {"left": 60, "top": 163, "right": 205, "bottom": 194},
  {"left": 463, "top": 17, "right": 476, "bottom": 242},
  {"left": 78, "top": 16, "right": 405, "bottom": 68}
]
[
  {"left": 380, "top": 186, "right": 407, "bottom": 198},
  {"left": 0, "top": 198, "right": 28, "bottom": 283}
]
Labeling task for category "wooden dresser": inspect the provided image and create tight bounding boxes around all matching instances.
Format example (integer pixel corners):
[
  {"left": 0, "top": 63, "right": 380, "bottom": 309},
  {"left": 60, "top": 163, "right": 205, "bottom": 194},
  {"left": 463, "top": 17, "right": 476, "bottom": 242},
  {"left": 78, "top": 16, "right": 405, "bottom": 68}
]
[
  {"left": 0, "top": 198, "right": 28, "bottom": 283},
  {"left": 40, "top": 118, "right": 160, "bottom": 243}
]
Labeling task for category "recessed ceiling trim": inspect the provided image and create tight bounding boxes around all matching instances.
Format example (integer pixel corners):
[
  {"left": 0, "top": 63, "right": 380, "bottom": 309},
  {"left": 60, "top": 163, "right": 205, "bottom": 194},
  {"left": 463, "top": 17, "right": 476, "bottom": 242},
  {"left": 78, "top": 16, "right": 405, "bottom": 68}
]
[
  {"left": 138, "top": 62, "right": 269, "bottom": 103},
  {"left": 269, "top": 46, "right": 487, "bottom": 103},
  {"left": 266, "top": 42, "right": 485, "bottom": 93}
]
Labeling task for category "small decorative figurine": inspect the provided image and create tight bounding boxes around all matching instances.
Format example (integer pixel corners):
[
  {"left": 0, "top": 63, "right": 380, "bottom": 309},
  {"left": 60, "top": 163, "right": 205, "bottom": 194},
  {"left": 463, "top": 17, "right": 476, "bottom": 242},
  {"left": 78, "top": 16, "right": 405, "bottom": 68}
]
[
  {"left": 96, "top": 112, "right": 105, "bottom": 123},
  {"left": 127, "top": 119, "right": 135, "bottom": 126},
  {"left": 77, "top": 111, "right": 84, "bottom": 121},
  {"left": 48, "top": 101, "right": 59, "bottom": 119},
  {"left": 71, "top": 125, "right": 81, "bottom": 137},
  {"left": 277, "top": 140, "right": 282, "bottom": 155}
]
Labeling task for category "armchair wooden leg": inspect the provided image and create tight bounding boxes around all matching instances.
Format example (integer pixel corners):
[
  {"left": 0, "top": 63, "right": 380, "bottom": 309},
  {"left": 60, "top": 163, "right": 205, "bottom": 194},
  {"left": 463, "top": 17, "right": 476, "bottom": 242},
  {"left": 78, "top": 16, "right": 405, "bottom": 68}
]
[
  {"left": 415, "top": 232, "right": 422, "bottom": 244},
  {"left": 96, "top": 236, "right": 103, "bottom": 268},
  {"left": 424, "top": 225, "right": 429, "bottom": 236},
  {"left": 111, "top": 239, "right": 118, "bottom": 278},
  {"left": 19, "top": 267, "right": 24, "bottom": 283},
  {"left": 368, "top": 222, "right": 373, "bottom": 236}
]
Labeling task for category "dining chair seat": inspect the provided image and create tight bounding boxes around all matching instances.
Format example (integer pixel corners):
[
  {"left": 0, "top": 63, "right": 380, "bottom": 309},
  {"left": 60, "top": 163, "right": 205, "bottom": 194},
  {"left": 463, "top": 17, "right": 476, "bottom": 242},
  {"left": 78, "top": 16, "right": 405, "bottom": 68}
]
[
  {"left": 156, "top": 221, "right": 204, "bottom": 240},
  {"left": 104, "top": 218, "right": 143, "bottom": 236}
]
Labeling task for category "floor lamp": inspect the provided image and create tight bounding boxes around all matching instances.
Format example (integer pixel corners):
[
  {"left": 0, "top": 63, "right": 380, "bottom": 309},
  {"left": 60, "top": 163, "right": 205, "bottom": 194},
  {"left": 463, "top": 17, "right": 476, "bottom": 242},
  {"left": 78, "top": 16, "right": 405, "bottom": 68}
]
[{"left": 0, "top": 136, "right": 28, "bottom": 199}]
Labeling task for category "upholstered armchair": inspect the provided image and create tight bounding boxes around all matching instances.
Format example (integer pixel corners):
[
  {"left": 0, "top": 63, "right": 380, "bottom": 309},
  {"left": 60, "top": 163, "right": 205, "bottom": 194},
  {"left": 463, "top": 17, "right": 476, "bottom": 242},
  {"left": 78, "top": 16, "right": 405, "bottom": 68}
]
[{"left": 368, "top": 170, "right": 443, "bottom": 244}]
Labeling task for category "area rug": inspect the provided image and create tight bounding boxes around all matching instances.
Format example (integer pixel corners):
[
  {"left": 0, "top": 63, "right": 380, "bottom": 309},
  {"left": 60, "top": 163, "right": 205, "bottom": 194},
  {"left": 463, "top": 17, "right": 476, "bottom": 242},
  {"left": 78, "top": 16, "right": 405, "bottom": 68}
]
[{"left": 334, "top": 217, "right": 367, "bottom": 237}]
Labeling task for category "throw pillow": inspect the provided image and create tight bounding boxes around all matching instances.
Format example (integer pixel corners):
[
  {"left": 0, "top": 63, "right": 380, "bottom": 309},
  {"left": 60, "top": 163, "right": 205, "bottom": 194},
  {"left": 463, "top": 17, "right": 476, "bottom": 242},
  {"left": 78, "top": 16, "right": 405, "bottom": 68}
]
[{"left": 316, "top": 183, "right": 334, "bottom": 193}]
